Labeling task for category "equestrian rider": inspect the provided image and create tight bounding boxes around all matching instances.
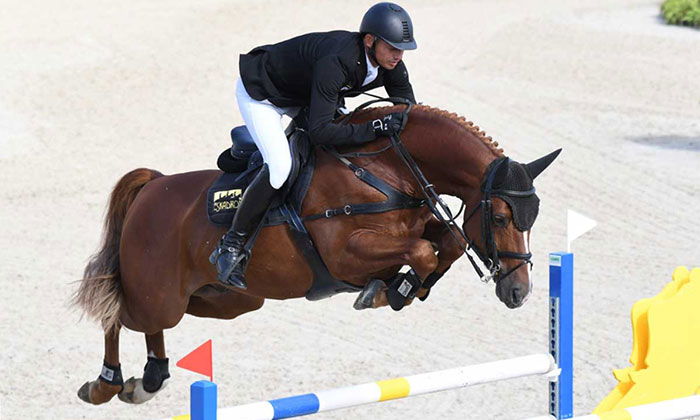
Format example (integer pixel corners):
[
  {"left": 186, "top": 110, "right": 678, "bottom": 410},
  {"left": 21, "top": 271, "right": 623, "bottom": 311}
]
[{"left": 210, "top": 2, "right": 418, "bottom": 289}]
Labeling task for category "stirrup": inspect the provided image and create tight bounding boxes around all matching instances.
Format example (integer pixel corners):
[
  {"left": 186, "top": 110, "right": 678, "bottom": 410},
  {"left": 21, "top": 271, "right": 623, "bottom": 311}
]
[
  {"left": 221, "top": 248, "right": 250, "bottom": 285},
  {"left": 222, "top": 270, "right": 247, "bottom": 289},
  {"left": 209, "top": 241, "right": 249, "bottom": 289}
]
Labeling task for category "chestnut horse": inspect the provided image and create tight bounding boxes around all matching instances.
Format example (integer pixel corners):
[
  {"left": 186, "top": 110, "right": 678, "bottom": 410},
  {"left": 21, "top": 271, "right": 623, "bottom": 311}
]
[{"left": 73, "top": 104, "right": 560, "bottom": 405}]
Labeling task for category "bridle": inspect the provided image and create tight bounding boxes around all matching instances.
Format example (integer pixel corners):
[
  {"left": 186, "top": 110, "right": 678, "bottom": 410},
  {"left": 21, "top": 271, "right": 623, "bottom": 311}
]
[
  {"left": 461, "top": 157, "right": 534, "bottom": 282},
  {"left": 343, "top": 96, "right": 534, "bottom": 284}
]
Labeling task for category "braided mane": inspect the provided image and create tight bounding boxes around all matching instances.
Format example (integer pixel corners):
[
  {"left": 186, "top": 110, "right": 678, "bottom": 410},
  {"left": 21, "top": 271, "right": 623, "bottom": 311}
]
[{"left": 352, "top": 104, "right": 504, "bottom": 156}]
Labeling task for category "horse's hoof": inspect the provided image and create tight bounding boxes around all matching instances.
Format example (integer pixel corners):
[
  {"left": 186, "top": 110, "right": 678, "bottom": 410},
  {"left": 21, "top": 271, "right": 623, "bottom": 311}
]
[
  {"left": 77, "top": 379, "right": 121, "bottom": 405},
  {"left": 118, "top": 376, "right": 166, "bottom": 404},
  {"left": 77, "top": 381, "right": 92, "bottom": 403},
  {"left": 353, "top": 279, "right": 386, "bottom": 310}
]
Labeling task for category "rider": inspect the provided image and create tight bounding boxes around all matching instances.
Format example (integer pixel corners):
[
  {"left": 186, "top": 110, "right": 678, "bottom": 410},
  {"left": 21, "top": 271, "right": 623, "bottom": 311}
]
[{"left": 210, "top": 2, "right": 418, "bottom": 289}]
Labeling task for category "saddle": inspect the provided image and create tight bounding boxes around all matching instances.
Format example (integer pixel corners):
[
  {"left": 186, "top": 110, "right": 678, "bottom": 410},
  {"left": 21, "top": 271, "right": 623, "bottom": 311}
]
[
  {"left": 207, "top": 117, "right": 362, "bottom": 300},
  {"left": 208, "top": 123, "right": 313, "bottom": 226}
]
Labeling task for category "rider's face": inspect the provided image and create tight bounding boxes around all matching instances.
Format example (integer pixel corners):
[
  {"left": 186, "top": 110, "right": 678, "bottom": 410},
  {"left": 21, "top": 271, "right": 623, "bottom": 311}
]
[{"left": 364, "top": 35, "right": 404, "bottom": 70}]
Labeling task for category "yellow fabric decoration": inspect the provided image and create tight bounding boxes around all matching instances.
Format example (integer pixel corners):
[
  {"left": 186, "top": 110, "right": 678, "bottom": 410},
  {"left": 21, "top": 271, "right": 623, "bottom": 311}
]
[{"left": 593, "top": 267, "right": 700, "bottom": 413}]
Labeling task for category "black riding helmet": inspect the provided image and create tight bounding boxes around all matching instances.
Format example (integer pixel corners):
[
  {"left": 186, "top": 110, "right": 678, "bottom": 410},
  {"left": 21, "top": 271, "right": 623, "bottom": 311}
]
[{"left": 360, "top": 2, "right": 417, "bottom": 51}]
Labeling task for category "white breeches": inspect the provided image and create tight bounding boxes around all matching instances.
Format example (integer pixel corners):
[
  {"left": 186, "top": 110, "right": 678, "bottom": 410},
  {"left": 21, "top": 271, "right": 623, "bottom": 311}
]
[{"left": 235, "top": 78, "right": 300, "bottom": 189}]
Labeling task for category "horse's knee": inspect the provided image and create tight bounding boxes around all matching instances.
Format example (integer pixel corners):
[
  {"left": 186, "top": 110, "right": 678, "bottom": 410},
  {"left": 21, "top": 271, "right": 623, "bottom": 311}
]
[{"left": 408, "top": 241, "right": 438, "bottom": 275}]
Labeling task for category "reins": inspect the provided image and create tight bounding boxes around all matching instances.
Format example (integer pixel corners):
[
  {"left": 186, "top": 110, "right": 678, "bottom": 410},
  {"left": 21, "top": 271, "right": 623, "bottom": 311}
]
[{"left": 331, "top": 94, "right": 530, "bottom": 282}]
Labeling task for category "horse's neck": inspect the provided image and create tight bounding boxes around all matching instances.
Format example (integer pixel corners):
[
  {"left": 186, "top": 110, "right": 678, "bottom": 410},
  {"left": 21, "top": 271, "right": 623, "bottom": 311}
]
[
  {"left": 349, "top": 106, "right": 499, "bottom": 200},
  {"left": 399, "top": 113, "right": 498, "bottom": 199}
]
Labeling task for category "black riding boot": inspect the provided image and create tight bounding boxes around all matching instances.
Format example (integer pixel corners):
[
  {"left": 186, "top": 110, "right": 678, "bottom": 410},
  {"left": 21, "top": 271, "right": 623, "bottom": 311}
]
[{"left": 209, "top": 164, "right": 277, "bottom": 288}]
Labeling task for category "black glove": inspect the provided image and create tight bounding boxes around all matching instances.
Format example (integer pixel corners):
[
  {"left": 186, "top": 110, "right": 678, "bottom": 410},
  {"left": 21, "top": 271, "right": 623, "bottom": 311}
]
[{"left": 372, "top": 112, "right": 407, "bottom": 138}]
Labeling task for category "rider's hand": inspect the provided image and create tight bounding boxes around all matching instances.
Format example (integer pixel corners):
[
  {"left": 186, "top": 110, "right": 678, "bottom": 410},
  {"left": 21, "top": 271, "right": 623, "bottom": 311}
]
[{"left": 372, "top": 112, "right": 407, "bottom": 138}]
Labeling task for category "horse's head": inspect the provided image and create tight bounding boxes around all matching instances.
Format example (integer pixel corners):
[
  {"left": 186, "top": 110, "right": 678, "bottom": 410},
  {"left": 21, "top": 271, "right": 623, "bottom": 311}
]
[{"left": 463, "top": 149, "right": 561, "bottom": 309}]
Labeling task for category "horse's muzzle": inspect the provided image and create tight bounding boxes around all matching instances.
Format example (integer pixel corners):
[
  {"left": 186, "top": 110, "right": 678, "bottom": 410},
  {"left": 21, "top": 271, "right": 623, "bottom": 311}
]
[{"left": 495, "top": 272, "right": 531, "bottom": 309}]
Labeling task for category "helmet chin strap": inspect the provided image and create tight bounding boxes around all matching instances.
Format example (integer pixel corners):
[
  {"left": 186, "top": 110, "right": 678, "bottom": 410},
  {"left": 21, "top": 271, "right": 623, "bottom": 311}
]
[{"left": 368, "top": 35, "right": 380, "bottom": 68}]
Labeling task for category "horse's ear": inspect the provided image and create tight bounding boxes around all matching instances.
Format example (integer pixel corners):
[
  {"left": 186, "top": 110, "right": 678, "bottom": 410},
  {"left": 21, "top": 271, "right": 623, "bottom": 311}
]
[
  {"left": 525, "top": 148, "right": 562, "bottom": 179},
  {"left": 492, "top": 158, "right": 510, "bottom": 187}
]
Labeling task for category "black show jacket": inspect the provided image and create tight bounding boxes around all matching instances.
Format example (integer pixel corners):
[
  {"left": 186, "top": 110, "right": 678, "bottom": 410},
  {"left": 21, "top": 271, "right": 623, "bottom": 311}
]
[{"left": 239, "top": 30, "right": 416, "bottom": 146}]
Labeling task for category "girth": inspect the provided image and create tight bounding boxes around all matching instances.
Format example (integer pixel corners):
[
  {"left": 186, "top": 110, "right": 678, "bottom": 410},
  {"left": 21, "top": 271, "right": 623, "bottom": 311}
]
[
  {"left": 286, "top": 144, "right": 426, "bottom": 301},
  {"left": 295, "top": 145, "right": 427, "bottom": 300}
]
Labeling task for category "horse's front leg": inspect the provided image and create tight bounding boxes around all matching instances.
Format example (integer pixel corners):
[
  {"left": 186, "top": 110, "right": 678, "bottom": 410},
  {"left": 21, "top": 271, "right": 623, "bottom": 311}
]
[
  {"left": 417, "top": 218, "right": 468, "bottom": 298},
  {"left": 341, "top": 230, "right": 438, "bottom": 310}
]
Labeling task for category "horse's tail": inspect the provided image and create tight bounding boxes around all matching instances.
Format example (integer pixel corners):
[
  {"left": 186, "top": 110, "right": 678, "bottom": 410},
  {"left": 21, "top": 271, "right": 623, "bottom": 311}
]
[{"left": 72, "top": 168, "right": 163, "bottom": 334}]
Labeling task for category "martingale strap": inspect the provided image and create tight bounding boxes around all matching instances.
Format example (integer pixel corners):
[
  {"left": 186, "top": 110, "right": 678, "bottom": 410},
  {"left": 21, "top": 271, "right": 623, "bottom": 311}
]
[{"left": 303, "top": 147, "right": 426, "bottom": 222}]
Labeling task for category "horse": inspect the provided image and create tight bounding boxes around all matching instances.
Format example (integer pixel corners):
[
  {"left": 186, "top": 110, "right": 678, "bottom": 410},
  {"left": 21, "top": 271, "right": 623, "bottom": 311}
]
[{"left": 73, "top": 104, "right": 560, "bottom": 405}]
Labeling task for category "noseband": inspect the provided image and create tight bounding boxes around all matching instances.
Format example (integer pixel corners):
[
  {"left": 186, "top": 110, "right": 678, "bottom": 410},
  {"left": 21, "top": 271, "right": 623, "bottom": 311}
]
[{"left": 344, "top": 97, "right": 535, "bottom": 284}]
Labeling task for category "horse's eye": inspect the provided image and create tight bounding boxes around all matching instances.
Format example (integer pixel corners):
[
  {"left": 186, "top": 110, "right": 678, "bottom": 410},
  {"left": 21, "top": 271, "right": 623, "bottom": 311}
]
[{"left": 493, "top": 214, "right": 508, "bottom": 227}]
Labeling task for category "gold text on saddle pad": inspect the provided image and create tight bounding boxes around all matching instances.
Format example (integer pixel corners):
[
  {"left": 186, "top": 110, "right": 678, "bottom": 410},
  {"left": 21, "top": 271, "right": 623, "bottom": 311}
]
[{"left": 213, "top": 189, "right": 242, "bottom": 212}]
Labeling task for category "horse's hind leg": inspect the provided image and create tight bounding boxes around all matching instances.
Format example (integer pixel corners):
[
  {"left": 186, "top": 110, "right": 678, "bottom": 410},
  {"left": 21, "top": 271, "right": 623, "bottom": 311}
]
[
  {"left": 77, "top": 328, "right": 124, "bottom": 404},
  {"left": 118, "top": 331, "right": 171, "bottom": 404}
]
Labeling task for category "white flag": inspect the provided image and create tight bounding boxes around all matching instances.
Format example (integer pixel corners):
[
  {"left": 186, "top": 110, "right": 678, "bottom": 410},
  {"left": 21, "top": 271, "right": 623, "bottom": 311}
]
[{"left": 567, "top": 209, "right": 597, "bottom": 252}]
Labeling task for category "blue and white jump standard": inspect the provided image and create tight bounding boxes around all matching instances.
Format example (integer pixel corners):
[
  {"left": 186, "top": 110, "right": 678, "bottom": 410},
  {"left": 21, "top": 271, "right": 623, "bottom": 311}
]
[{"left": 549, "top": 252, "right": 574, "bottom": 419}]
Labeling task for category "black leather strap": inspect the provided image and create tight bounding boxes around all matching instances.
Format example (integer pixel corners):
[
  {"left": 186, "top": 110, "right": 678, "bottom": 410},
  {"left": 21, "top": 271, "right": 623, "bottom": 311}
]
[
  {"left": 279, "top": 203, "right": 362, "bottom": 301},
  {"left": 417, "top": 269, "right": 447, "bottom": 302},
  {"left": 304, "top": 148, "right": 425, "bottom": 222},
  {"left": 422, "top": 270, "right": 445, "bottom": 290}
]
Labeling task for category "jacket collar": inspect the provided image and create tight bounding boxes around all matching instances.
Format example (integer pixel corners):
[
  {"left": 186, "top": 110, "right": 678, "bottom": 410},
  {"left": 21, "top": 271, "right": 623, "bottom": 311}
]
[
  {"left": 352, "top": 34, "right": 368, "bottom": 89},
  {"left": 345, "top": 33, "right": 386, "bottom": 94}
]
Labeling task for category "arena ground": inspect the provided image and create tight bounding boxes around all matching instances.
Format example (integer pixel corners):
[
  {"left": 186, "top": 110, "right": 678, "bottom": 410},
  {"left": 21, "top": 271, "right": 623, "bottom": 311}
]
[{"left": 1, "top": 1, "right": 699, "bottom": 419}]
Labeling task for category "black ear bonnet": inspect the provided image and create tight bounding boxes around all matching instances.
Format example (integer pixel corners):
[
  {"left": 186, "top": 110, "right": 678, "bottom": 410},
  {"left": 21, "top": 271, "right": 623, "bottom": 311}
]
[{"left": 482, "top": 158, "right": 539, "bottom": 231}]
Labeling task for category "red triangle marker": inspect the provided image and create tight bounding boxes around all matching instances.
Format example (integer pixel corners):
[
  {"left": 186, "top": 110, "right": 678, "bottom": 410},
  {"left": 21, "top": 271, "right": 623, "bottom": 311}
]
[{"left": 176, "top": 339, "right": 213, "bottom": 382}]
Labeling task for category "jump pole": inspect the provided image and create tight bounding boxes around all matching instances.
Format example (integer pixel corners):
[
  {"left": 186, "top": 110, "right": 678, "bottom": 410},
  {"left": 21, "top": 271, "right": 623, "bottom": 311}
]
[
  {"left": 183, "top": 354, "right": 557, "bottom": 420},
  {"left": 170, "top": 252, "right": 575, "bottom": 420}
]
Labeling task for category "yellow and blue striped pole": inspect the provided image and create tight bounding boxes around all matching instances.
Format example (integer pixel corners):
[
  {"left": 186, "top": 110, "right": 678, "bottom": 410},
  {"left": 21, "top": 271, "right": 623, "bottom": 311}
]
[
  {"left": 213, "top": 353, "right": 557, "bottom": 420},
  {"left": 160, "top": 354, "right": 557, "bottom": 420}
]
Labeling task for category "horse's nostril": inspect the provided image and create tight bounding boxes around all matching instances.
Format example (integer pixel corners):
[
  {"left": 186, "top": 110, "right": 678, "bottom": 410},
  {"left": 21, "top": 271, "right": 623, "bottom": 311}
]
[{"left": 511, "top": 286, "right": 522, "bottom": 305}]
